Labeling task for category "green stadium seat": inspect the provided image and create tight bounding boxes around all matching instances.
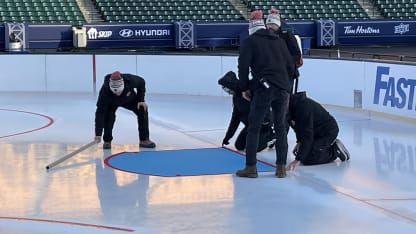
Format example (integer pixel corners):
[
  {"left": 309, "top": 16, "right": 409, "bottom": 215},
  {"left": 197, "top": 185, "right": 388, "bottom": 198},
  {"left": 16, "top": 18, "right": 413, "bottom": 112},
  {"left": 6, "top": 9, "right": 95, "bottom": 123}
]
[
  {"left": 93, "top": 0, "right": 244, "bottom": 22},
  {"left": 245, "top": 0, "right": 371, "bottom": 20},
  {"left": 0, "top": 0, "right": 85, "bottom": 24}
]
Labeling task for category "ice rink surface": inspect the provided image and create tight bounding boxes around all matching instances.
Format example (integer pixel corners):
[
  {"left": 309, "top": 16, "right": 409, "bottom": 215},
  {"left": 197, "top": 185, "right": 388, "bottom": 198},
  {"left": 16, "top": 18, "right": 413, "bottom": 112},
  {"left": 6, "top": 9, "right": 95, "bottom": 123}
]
[{"left": 0, "top": 92, "right": 415, "bottom": 234}]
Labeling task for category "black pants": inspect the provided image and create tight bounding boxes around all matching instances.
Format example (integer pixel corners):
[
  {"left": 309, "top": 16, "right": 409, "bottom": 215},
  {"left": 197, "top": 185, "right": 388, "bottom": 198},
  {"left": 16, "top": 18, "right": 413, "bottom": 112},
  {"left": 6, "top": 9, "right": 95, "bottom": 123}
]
[
  {"left": 301, "top": 125, "right": 339, "bottom": 165},
  {"left": 246, "top": 86, "right": 290, "bottom": 166},
  {"left": 103, "top": 103, "right": 150, "bottom": 142},
  {"left": 235, "top": 123, "right": 273, "bottom": 152}
]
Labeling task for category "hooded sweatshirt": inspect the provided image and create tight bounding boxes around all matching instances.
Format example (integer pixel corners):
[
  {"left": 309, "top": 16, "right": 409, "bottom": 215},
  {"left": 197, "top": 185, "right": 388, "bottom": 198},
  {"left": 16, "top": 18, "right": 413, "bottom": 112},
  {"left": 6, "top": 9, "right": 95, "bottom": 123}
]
[
  {"left": 238, "top": 28, "right": 294, "bottom": 92},
  {"left": 289, "top": 92, "right": 339, "bottom": 162}
]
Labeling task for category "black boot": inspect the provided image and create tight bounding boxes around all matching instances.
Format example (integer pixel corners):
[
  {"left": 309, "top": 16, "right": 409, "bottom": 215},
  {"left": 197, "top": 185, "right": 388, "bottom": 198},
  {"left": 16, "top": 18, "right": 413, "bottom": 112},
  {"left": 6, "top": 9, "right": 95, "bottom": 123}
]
[
  {"left": 140, "top": 139, "right": 156, "bottom": 148},
  {"left": 103, "top": 142, "right": 111, "bottom": 149}
]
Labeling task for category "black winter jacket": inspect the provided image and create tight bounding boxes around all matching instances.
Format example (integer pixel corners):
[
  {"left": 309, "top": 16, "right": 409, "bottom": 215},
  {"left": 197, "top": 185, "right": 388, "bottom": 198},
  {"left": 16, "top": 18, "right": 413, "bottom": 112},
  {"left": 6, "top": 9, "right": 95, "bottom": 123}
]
[
  {"left": 289, "top": 92, "right": 338, "bottom": 161},
  {"left": 95, "top": 73, "right": 146, "bottom": 136},
  {"left": 238, "top": 28, "right": 294, "bottom": 92},
  {"left": 219, "top": 71, "right": 271, "bottom": 142},
  {"left": 276, "top": 28, "right": 302, "bottom": 79},
  {"left": 223, "top": 93, "right": 251, "bottom": 142}
]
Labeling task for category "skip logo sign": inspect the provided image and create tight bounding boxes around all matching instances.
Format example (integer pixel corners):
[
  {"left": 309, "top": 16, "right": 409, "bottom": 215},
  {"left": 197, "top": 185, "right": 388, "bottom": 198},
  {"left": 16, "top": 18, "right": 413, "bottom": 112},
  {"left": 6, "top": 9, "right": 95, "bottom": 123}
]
[{"left": 373, "top": 66, "right": 416, "bottom": 110}]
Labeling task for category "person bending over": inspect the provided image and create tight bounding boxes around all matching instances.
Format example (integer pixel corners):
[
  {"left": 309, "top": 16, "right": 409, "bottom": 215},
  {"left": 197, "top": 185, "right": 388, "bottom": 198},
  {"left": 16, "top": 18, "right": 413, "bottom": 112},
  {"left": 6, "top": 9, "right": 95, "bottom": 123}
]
[
  {"left": 218, "top": 71, "right": 274, "bottom": 152},
  {"left": 94, "top": 71, "right": 155, "bottom": 149}
]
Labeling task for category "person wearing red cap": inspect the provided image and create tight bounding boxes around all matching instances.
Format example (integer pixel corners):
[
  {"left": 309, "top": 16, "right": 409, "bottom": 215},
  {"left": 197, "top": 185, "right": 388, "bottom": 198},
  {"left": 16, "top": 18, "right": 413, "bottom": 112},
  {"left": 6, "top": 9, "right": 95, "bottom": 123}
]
[
  {"left": 236, "top": 10, "right": 294, "bottom": 178},
  {"left": 94, "top": 71, "right": 155, "bottom": 149}
]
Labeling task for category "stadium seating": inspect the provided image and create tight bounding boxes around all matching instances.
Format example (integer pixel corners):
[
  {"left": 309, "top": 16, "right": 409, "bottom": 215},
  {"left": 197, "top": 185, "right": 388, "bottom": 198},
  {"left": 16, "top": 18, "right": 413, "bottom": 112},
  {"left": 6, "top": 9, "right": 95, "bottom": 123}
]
[
  {"left": 244, "top": 0, "right": 370, "bottom": 20},
  {"left": 0, "top": 0, "right": 414, "bottom": 24},
  {"left": 93, "top": 0, "right": 245, "bottom": 23},
  {"left": 373, "top": 0, "right": 416, "bottom": 19},
  {"left": 0, "top": 0, "right": 85, "bottom": 24}
]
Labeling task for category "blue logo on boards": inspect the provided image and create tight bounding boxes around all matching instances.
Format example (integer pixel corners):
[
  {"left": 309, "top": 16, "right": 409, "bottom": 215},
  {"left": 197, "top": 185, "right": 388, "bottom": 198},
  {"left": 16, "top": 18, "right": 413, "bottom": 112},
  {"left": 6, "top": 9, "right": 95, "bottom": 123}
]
[{"left": 373, "top": 66, "right": 416, "bottom": 110}]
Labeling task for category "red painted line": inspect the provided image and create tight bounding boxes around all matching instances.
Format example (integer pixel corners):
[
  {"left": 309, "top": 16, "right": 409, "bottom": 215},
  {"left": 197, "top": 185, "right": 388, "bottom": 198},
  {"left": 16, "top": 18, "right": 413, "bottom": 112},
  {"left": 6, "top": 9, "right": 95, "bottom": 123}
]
[
  {"left": 129, "top": 119, "right": 416, "bottom": 223},
  {"left": 222, "top": 146, "right": 276, "bottom": 167},
  {"left": 361, "top": 198, "right": 416, "bottom": 201},
  {"left": 0, "top": 216, "right": 134, "bottom": 232},
  {"left": 0, "top": 109, "right": 54, "bottom": 139},
  {"left": 339, "top": 192, "right": 416, "bottom": 224},
  {"left": 295, "top": 174, "right": 416, "bottom": 224},
  {"left": 104, "top": 147, "right": 275, "bottom": 177},
  {"left": 149, "top": 118, "right": 219, "bottom": 147}
]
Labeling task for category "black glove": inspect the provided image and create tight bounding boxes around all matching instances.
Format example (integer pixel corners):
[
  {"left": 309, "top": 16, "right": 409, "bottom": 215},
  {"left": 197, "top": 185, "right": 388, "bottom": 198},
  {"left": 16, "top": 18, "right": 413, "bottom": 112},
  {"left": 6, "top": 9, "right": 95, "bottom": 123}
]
[
  {"left": 222, "top": 138, "right": 230, "bottom": 146},
  {"left": 293, "top": 68, "right": 300, "bottom": 79}
]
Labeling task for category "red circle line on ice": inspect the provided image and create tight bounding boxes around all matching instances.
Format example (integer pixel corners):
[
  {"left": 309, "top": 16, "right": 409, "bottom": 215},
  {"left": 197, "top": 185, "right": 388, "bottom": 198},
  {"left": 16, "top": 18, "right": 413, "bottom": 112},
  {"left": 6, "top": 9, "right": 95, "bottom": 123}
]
[
  {"left": 0, "top": 108, "right": 54, "bottom": 139},
  {"left": 0, "top": 216, "right": 134, "bottom": 232}
]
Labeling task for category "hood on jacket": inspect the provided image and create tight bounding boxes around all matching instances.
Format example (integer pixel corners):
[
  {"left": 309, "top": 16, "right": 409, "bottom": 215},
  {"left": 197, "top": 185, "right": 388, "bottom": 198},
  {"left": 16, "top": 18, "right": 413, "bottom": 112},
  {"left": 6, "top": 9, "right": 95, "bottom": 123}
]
[
  {"left": 253, "top": 28, "right": 281, "bottom": 40},
  {"left": 218, "top": 71, "right": 241, "bottom": 95},
  {"left": 289, "top": 91, "right": 307, "bottom": 118}
]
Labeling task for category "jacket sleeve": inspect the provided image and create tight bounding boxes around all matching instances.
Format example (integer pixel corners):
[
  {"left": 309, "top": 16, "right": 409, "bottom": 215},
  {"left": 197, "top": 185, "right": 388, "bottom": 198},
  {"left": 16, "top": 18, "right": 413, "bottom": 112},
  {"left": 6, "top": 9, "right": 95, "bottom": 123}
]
[
  {"left": 125, "top": 74, "right": 146, "bottom": 102},
  {"left": 294, "top": 109, "right": 314, "bottom": 162},
  {"left": 238, "top": 39, "right": 252, "bottom": 91},
  {"left": 284, "top": 31, "right": 302, "bottom": 65},
  {"left": 223, "top": 107, "right": 241, "bottom": 142}
]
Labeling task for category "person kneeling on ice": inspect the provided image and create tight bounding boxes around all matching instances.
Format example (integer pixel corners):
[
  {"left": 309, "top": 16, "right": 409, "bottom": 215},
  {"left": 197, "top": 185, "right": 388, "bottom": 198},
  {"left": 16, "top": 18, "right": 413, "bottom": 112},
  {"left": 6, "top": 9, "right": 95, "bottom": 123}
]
[
  {"left": 94, "top": 71, "right": 155, "bottom": 149},
  {"left": 218, "top": 71, "right": 275, "bottom": 152},
  {"left": 286, "top": 92, "right": 350, "bottom": 171}
]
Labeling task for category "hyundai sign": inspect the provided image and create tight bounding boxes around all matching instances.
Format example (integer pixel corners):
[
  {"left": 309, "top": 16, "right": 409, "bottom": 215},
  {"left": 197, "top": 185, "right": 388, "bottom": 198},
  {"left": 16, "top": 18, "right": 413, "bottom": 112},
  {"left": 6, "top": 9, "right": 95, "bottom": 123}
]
[{"left": 85, "top": 24, "right": 175, "bottom": 48}]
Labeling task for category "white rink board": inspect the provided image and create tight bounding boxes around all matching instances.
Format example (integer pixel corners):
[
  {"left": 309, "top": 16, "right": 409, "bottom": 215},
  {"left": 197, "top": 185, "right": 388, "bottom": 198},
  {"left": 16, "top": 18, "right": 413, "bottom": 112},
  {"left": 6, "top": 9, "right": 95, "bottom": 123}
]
[{"left": 0, "top": 54, "right": 414, "bottom": 120}]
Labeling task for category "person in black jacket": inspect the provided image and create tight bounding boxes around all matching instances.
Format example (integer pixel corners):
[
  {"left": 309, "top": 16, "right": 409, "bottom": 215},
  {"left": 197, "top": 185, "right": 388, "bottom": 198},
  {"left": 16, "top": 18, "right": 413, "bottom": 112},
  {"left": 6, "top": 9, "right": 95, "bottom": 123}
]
[
  {"left": 218, "top": 71, "right": 274, "bottom": 152},
  {"left": 286, "top": 92, "right": 350, "bottom": 171},
  {"left": 94, "top": 71, "right": 155, "bottom": 149},
  {"left": 236, "top": 10, "right": 294, "bottom": 178},
  {"left": 266, "top": 7, "right": 303, "bottom": 92},
  {"left": 266, "top": 7, "right": 303, "bottom": 134}
]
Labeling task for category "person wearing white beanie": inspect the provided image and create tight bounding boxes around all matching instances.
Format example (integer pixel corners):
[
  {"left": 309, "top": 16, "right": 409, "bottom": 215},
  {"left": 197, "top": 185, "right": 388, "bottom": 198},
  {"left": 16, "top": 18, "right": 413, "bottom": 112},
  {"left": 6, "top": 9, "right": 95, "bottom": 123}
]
[
  {"left": 266, "top": 7, "right": 303, "bottom": 93},
  {"left": 237, "top": 9, "right": 294, "bottom": 178},
  {"left": 266, "top": 7, "right": 281, "bottom": 28},
  {"left": 248, "top": 10, "right": 266, "bottom": 35}
]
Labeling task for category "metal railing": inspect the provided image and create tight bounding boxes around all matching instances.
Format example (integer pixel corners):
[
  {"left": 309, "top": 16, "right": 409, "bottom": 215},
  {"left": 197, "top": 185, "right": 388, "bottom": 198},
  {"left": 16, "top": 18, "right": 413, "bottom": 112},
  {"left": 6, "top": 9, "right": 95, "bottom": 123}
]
[{"left": 307, "top": 47, "right": 416, "bottom": 63}]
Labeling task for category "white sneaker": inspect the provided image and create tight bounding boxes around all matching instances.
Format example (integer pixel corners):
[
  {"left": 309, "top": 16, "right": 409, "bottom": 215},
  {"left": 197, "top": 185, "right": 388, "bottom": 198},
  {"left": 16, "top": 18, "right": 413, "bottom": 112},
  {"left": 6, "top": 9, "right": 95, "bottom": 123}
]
[{"left": 334, "top": 139, "right": 350, "bottom": 161}]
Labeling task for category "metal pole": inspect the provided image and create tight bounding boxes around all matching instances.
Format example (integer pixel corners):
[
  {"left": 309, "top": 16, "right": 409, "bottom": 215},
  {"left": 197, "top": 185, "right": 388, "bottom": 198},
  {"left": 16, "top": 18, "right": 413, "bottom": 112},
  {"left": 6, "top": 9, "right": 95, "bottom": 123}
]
[{"left": 45, "top": 141, "right": 97, "bottom": 170}]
